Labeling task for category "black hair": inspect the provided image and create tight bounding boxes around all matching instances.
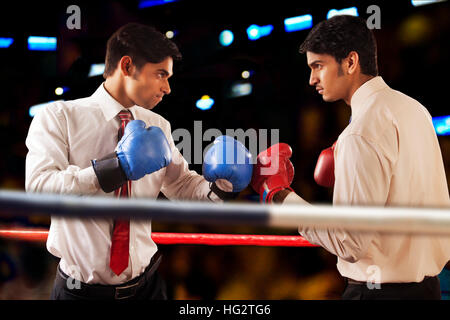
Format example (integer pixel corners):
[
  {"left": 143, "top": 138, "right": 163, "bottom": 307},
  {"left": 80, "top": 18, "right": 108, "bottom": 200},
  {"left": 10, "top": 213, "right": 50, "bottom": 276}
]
[
  {"left": 103, "top": 22, "right": 182, "bottom": 78},
  {"left": 299, "top": 15, "right": 378, "bottom": 76}
]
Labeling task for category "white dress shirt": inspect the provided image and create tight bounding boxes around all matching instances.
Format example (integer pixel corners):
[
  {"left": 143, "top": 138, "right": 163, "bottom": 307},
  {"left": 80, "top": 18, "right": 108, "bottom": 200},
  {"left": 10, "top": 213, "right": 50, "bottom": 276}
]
[
  {"left": 25, "top": 83, "right": 221, "bottom": 284},
  {"left": 297, "top": 76, "right": 450, "bottom": 283}
]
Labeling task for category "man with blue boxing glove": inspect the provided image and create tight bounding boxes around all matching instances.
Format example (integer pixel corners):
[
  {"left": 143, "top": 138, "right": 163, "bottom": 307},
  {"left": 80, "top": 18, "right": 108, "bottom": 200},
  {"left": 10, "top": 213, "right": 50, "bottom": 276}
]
[{"left": 25, "top": 23, "right": 252, "bottom": 300}]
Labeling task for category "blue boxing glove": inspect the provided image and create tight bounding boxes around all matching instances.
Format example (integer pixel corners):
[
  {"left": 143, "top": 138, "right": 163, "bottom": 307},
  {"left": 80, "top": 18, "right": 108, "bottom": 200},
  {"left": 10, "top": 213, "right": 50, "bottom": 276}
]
[
  {"left": 92, "top": 120, "right": 172, "bottom": 193},
  {"left": 203, "top": 136, "right": 253, "bottom": 200},
  {"left": 116, "top": 120, "right": 172, "bottom": 180}
]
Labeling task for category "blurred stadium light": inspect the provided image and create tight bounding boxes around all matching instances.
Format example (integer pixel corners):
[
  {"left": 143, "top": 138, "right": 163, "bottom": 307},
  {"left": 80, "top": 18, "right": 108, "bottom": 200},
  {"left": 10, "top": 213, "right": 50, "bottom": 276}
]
[
  {"left": 196, "top": 95, "right": 215, "bottom": 110},
  {"left": 219, "top": 30, "right": 234, "bottom": 46},
  {"left": 241, "top": 70, "right": 251, "bottom": 79},
  {"left": 88, "top": 63, "right": 105, "bottom": 77},
  {"left": 0, "top": 37, "right": 14, "bottom": 48},
  {"left": 55, "top": 87, "right": 64, "bottom": 96},
  {"left": 165, "top": 30, "right": 175, "bottom": 39},
  {"left": 230, "top": 82, "right": 253, "bottom": 98},
  {"left": 327, "top": 7, "right": 359, "bottom": 19},
  {"left": 54, "top": 87, "right": 69, "bottom": 96},
  {"left": 247, "top": 24, "right": 274, "bottom": 41},
  {"left": 27, "top": 36, "right": 57, "bottom": 51},
  {"left": 138, "top": 0, "right": 178, "bottom": 9},
  {"left": 433, "top": 115, "right": 450, "bottom": 136},
  {"left": 284, "top": 14, "right": 313, "bottom": 32},
  {"left": 29, "top": 101, "right": 61, "bottom": 117},
  {"left": 411, "top": 0, "right": 447, "bottom": 7}
]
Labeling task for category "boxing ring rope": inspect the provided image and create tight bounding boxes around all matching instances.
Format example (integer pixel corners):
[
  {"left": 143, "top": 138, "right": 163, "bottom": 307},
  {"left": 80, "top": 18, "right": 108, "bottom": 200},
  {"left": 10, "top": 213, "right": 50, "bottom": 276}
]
[
  {"left": 0, "top": 228, "right": 318, "bottom": 247},
  {"left": 1, "top": 190, "right": 450, "bottom": 236}
]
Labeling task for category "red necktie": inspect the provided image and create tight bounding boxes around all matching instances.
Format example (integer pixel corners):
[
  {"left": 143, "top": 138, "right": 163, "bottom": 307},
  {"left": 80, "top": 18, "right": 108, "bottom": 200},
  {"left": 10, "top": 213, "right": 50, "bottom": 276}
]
[{"left": 109, "top": 110, "right": 132, "bottom": 276}]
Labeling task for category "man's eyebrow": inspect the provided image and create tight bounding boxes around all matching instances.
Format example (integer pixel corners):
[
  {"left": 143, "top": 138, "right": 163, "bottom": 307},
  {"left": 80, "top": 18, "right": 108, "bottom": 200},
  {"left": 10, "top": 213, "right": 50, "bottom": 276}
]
[
  {"left": 157, "top": 69, "right": 171, "bottom": 77},
  {"left": 308, "top": 60, "right": 324, "bottom": 67}
]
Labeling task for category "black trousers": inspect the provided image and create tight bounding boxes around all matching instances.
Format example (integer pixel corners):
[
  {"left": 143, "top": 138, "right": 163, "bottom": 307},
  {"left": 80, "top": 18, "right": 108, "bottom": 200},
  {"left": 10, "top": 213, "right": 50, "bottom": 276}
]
[
  {"left": 342, "top": 276, "right": 441, "bottom": 300},
  {"left": 50, "top": 262, "right": 167, "bottom": 300}
]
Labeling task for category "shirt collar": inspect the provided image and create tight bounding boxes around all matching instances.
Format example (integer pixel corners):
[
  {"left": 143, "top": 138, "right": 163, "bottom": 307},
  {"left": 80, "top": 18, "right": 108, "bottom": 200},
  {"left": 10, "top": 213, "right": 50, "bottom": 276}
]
[
  {"left": 350, "top": 76, "right": 388, "bottom": 120},
  {"left": 91, "top": 83, "right": 136, "bottom": 121}
]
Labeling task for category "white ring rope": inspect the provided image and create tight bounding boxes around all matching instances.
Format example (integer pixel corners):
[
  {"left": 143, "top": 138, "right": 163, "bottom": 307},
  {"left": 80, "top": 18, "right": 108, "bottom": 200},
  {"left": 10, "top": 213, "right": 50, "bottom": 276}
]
[{"left": 0, "top": 190, "right": 449, "bottom": 235}]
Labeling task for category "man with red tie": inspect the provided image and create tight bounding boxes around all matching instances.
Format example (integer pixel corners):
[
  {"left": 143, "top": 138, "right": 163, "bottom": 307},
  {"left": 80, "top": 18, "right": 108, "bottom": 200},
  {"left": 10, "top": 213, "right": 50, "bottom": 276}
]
[
  {"left": 251, "top": 15, "right": 450, "bottom": 299},
  {"left": 25, "top": 23, "right": 253, "bottom": 300}
]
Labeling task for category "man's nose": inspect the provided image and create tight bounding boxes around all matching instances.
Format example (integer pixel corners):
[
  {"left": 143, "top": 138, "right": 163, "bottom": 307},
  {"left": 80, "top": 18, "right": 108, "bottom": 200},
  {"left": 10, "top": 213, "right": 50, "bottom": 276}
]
[
  {"left": 162, "top": 80, "right": 171, "bottom": 95},
  {"left": 309, "top": 71, "right": 318, "bottom": 87}
]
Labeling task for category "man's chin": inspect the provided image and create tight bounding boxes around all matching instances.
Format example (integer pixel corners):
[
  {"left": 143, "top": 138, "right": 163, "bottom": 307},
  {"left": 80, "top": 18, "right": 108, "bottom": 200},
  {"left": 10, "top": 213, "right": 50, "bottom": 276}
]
[
  {"left": 142, "top": 102, "right": 157, "bottom": 110},
  {"left": 322, "top": 95, "right": 338, "bottom": 102}
]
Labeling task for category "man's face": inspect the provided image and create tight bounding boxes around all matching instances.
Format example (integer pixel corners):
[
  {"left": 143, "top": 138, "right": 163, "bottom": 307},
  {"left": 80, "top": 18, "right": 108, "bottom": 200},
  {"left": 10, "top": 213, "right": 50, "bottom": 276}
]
[
  {"left": 124, "top": 57, "right": 173, "bottom": 109},
  {"left": 306, "top": 52, "right": 349, "bottom": 102}
]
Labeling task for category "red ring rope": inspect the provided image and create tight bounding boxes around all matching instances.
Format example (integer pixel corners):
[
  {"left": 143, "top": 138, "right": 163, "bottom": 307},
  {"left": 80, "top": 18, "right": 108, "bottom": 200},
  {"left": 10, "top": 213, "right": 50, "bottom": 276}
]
[{"left": 0, "top": 228, "right": 317, "bottom": 247}]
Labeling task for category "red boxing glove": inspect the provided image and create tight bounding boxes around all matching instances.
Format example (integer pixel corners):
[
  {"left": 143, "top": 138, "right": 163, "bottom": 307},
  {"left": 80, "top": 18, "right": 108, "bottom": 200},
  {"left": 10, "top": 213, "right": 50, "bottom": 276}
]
[
  {"left": 251, "top": 143, "right": 295, "bottom": 203},
  {"left": 314, "top": 141, "right": 336, "bottom": 188}
]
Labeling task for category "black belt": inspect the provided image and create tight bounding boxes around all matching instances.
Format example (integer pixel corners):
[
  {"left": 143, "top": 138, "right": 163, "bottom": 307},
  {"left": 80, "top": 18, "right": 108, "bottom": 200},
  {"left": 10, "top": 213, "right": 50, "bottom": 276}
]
[
  {"left": 345, "top": 275, "right": 437, "bottom": 287},
  {"left": 56, "top": 252, "right": 162, "bottom": 300},
  {"left": 345, "top": 277, "right": 371, "bottom": 285}
]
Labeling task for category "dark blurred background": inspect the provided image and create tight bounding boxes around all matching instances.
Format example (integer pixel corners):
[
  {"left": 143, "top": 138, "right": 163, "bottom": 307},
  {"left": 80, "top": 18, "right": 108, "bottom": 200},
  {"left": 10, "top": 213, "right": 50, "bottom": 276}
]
[{"left": 0, "top": 0, "right": 449, "bottom": 299}]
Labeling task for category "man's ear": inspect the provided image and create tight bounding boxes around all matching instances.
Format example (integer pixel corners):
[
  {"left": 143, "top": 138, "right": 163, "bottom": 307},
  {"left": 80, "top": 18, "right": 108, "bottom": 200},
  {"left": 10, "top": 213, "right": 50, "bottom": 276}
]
[
  {"left": 346, "top": 51, "right": 359, "bottom": 75},
  {"left": 119, "top": 56, "right": 133, "bottom": 76}
]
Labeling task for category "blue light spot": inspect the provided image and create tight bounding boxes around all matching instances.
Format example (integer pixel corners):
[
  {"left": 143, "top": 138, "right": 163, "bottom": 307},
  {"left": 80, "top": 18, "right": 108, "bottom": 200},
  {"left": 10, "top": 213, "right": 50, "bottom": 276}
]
[
  {"left": 433, "top": 115, "right": 450, "bottom": 136},
  {"left": 327, "top": 7, "right": 359, "bottom": 19},
  {"left": 284, "top": 14, "right": 313, "bottom": 32},
  {"left": 0, "top": 37, "right": 14, "bottom": 48},
  {"left": 411, "top": 0, "right": 446, "bottom": 7},
  {"left": 29, "top": 101, "right": 56, "bottom": 117},
  {"left": 196, "top": 96, "right": 214, "bottom": 110},
  {"left": 246, "top": 24, "right": 274, "bottom": 41},
  {"left": 219, "top": 30, "right": 234, "bottom": 46},
  {"left": 88, "top": 63, "right": 105, "bottom": 77},
  {"left": 28, "top": 36, "right": 57, "bottom": 51},
  {"left": 138, "top": 0, "right": 177, "bottom": 9}
]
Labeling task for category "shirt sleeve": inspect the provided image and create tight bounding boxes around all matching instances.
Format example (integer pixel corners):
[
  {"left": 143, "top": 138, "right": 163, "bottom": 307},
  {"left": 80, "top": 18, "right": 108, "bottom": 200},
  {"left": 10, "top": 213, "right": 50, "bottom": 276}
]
[
  {"left": 25, "top": 104, "right": 100, "bottom": 195},
  {"left": 333, "top": 134, "right": 392, "bottom": 206},
  {"left": 299, "top": 134, "right": 392, "bottom": 262}
]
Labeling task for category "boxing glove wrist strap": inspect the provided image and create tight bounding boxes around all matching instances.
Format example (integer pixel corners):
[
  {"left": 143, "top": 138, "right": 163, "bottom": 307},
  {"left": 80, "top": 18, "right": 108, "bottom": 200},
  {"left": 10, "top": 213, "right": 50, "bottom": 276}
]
[
  {"left": 264, "top": 186, "right": 294, "bottom": 203},
  {"left": 91, "top": 152, "right": 128, "bottom": 193},
  {"left": 208, "top": 182, "right": 240, "bottom": 201},
  {"left": 272, "top": 188, "right": 293, "bottom": 203}
]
